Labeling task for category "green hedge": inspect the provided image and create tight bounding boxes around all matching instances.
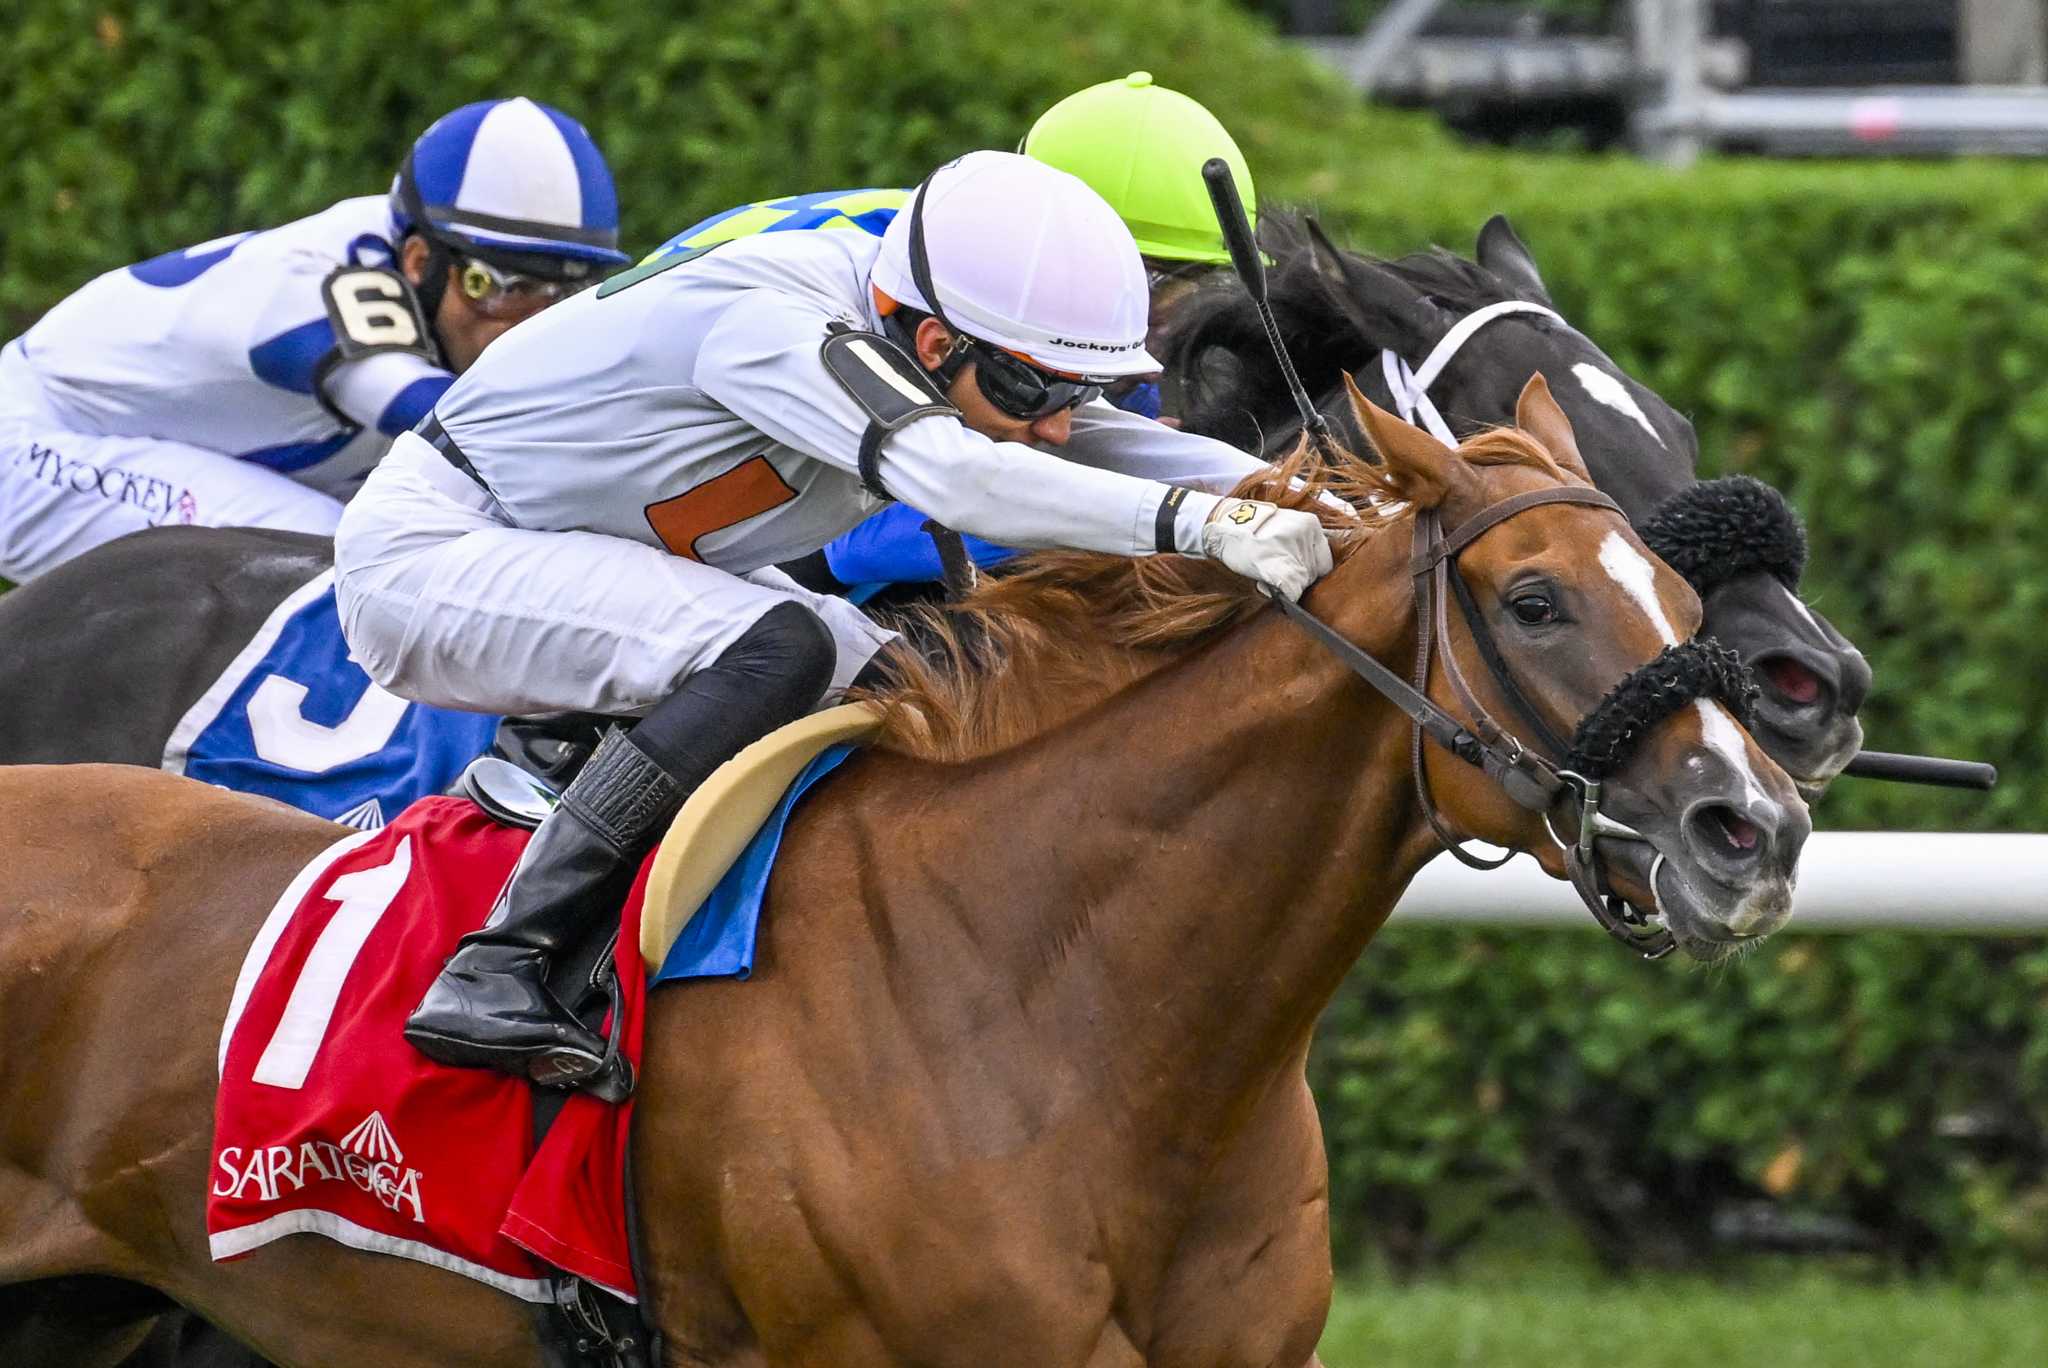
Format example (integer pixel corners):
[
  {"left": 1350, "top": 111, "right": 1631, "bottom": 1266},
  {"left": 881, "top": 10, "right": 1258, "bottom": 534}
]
[
  {"left": 0, "top": 0, "right": 1448, "bottom": 333},
  {"left": 7, "top": 0, "right": 2048, "bottom": 1274},
  {"left": 1299, "top": 156, "right": 2048, "bottom": 1271}
]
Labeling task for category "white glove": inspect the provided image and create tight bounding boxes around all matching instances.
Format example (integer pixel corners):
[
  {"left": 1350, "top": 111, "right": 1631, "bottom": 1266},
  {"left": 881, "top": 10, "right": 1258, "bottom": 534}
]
[{"left": 1199, "top": 498, "right": 1335, "bottom": 602}]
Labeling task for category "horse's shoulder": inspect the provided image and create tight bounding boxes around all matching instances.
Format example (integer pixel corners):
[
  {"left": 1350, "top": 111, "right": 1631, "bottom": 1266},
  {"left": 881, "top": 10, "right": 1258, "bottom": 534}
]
[{"left": 0, "top": 765, "right": 339, "bottom": 892}]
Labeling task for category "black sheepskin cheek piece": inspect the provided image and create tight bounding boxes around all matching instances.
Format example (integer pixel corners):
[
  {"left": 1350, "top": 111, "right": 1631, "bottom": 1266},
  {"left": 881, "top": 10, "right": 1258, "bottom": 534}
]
[
  {"left": 1564, "top": 639, "right": 1763, "bottom": 780},
  {"left": 1638, "top": 475, "right": 1808, "bottom": 596}
]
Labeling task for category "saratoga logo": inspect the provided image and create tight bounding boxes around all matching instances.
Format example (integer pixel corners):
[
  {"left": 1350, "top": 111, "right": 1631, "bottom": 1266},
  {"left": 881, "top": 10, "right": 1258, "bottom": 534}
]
[{"left": 212, "top": 1110, "right": 426, "bottom": 1223}]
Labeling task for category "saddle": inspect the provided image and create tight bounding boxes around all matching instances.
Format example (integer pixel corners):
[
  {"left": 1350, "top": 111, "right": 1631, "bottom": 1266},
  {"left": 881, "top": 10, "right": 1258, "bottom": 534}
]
[
  {"left": 489, "top": 713, "right": 609, "bottom": 791},
  {"left": 456, "top": 701, "right": 883, "bottom": 992}
]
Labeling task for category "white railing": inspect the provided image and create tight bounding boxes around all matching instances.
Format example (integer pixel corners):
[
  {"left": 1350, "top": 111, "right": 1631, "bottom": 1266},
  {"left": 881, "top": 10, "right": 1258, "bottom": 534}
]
[{"left": 1399, "top": 832, "right": 2048, "bottom": 931}]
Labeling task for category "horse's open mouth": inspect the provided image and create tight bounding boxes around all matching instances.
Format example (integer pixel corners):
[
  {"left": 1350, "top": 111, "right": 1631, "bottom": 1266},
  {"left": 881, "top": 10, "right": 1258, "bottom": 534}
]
[{"left": 1749, "top": 652, "right": 1865, "bottom": 802}]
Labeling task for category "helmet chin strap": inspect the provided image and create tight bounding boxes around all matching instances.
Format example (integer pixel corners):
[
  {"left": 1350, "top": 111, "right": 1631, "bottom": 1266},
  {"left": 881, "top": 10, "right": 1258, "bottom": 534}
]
[
  {"left": 411, "top": 239, "right": 454, "bottom": 322},
  {"left": 898, "top": 172, "right": 989, "bottom": 395},
  {"left": 904, "top": 175, "right": 960, "bottom": 356},
  {"left": 388, "top": 234, "right": 453, "bottom": 370},
  {"left": 391, "top": 153, "right": 457, "bottom": 365}
]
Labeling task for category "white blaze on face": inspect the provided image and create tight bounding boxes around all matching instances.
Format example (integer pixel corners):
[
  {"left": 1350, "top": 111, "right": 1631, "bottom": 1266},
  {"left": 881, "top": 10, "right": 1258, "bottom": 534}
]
[
  {"left": 1598, "top": 531, "right": 1678, "bottom": 647},
  {"left": 1597, "top": 531, "right": 1771, "bottom": 807},
  {"left": 1693, "top": 698, "right": 1772, "bottom": 810},
  {"left": 1573, "top": 363, "right": 1665, "bottom": 448}
]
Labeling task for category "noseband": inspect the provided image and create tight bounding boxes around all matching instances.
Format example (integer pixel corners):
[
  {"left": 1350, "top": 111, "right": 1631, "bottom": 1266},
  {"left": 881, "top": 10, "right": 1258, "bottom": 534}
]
[
  {"left": 1377, "top": 300, "right": 1565, "bottom": 446},
  {"left": 1639, "top": 475, "right": 1808, "bottom": 596},
  {"left": 1273, "top": 485, "right": 1760, "bottom": 959}
]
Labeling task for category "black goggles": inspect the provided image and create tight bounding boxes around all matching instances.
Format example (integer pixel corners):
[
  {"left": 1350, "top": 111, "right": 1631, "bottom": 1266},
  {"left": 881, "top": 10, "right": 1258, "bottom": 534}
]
[
  {"left": 949, "top": 336, "right": 1102, "bottom": 420},
  {"left": 906, "top": 169, "right": 1106, "bottom": 423}
]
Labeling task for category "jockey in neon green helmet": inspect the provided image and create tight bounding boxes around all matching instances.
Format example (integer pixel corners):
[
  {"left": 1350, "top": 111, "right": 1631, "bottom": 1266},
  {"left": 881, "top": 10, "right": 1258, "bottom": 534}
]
[
  {"left": 647, "top": 73, "right": 1254, "bottom": 419},
  {"left": 653, "top": 73, "right": 1255, "bottom": 277},
  {"left": 1021, "top": 71, "right": 1256, "bottom": 270}
]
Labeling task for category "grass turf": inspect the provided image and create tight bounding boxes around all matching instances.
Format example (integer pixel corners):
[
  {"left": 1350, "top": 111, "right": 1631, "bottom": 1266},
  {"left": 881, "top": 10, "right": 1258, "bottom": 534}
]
[{"left": 1319, "top": 1264, "right": 2048, "bottom": 1366}]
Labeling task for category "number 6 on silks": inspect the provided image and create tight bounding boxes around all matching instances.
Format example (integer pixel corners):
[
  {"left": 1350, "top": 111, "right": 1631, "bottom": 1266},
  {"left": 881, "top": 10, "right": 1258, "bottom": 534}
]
[{"left": 316, "top": 264, "right": 440, "bottom": 398}]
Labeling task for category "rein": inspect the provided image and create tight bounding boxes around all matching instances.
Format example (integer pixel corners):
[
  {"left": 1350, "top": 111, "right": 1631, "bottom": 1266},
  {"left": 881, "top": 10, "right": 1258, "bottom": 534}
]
[{"left": 1272, "top": 483, "right": 1754, "bottom": 959}]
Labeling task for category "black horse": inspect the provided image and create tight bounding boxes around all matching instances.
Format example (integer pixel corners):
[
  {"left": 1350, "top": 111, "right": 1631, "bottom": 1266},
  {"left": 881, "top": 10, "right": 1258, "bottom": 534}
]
[
  {"left": 0, "top": 216, "right": 1864, "bottom": 804},
  {"left": 1161, "top": 213, "right": 1869, "bottom": 795},
  {"left": 0, "top": 526, "right": 331, "bottom": 765}
]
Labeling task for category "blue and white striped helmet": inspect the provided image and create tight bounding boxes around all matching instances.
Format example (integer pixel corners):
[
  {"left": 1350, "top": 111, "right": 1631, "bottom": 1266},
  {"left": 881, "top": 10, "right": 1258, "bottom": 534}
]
[{"left": 391, "top": 98, "right": 628, "bottom": 269}]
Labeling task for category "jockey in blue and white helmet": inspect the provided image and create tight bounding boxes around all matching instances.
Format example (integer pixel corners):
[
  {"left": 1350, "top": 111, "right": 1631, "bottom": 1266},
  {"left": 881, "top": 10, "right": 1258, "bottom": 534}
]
[
  {"left": 389, "top": 97, "right": 630, "bottom": 370},
  {"left": 0, "top": 97, "right": 627, "bottom": 585}
]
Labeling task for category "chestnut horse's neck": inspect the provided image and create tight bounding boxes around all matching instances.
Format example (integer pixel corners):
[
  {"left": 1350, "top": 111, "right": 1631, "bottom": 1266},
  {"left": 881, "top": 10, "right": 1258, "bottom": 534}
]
[{"left": 919, "top": 523, "right": 1434, "bottom": 1167}]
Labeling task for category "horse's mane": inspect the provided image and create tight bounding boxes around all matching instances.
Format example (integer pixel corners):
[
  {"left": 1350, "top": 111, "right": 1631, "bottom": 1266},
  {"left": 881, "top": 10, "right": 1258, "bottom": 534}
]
[
  {"left": 1160, "top": 212, "right": 1544, "bottom": 454},
  {"left": 865, "top": 424, "right": 1567, "bottom": 763}
]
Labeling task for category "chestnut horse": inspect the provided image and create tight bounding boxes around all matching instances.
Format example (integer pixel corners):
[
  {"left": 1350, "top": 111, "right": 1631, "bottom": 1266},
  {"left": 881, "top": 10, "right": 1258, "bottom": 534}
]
[{"left": 0, "top": 381, "right": 1807, "bottom": 1367}]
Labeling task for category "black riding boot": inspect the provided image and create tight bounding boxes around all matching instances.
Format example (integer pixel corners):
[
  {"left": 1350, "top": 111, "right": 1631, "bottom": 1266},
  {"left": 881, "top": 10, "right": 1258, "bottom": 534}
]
[
  {"left": 404, "top": 726, "right": 681, "bottom": 1092},
  {"left": 405, "top": 602, "right": 839, "bottom": 1095}
]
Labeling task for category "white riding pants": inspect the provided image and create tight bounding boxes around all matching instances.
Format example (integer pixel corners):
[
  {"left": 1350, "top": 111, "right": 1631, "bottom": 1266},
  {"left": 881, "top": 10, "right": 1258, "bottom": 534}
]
[
  {"left": 333, "top": 432, "right": 895, "bottom": 719},
  {"left": 0, "top": 343, "right": 343, "bottom": 584}
]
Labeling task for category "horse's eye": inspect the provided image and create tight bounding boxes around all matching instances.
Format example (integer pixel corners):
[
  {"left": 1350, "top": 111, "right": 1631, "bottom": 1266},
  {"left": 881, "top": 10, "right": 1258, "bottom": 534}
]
[{"left": 1509, "top": 592, "right": 1557, "bottom": 626}]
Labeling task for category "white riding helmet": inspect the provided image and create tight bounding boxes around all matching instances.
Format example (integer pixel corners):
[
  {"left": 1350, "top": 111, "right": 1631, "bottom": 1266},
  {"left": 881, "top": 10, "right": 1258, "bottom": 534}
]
[{"left": 870, "top": 150, "right": 1160, "bottom": 379}]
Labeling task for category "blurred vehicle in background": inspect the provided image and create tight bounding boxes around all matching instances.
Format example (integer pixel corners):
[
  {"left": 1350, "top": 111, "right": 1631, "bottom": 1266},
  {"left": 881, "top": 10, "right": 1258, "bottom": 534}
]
[{"left": 1285, "top": 0, "right": 2048, "bottom": 159}]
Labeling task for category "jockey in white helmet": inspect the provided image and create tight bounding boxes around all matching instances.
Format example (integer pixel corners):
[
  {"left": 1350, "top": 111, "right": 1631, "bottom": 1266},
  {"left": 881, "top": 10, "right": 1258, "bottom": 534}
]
[
  {"left": 333, "top": 150, "right": 1331, "bottom": 1097},
  {"left": 0, "top": 97, "right": 625, "bottom": 584}
]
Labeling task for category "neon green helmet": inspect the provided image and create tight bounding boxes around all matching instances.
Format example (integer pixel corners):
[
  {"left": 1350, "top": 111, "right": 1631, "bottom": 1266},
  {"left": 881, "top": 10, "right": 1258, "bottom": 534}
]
[{"left": 1022, "top": 71, "right": 1254, "bottom": 267}]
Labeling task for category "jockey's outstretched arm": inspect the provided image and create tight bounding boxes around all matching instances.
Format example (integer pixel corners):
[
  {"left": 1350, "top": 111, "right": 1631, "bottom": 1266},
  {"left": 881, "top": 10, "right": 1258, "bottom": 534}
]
[
  {"left": 789, "top": 398, "right": 1266, "bottom": 594},
  {"left": 694, "top": 289, "right": 1254, "bottom": 559},
  {"left": 1058, "top": 394, "right": 1268, "bottom": 488}
]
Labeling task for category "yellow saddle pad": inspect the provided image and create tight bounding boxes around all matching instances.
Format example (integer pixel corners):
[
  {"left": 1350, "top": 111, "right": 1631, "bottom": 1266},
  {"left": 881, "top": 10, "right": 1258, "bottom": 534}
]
[{"left": 639, "top": 702, "right": 881, "bottom": 968}]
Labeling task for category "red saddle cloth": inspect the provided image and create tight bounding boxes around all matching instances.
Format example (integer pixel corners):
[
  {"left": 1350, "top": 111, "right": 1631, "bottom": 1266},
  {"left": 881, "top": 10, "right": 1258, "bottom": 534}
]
[{"left": 209, "top": 796, "right": 646, "bottom": 1301}]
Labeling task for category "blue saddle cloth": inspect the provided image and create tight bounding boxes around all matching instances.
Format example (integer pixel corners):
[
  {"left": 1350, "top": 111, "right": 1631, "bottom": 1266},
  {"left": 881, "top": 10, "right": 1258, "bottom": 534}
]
[
  {"left": 652, "top": 742, "right": 860, "bottom": 985},
  {"left": 168, "top": 576, "right": 502, "bottom": 830}
]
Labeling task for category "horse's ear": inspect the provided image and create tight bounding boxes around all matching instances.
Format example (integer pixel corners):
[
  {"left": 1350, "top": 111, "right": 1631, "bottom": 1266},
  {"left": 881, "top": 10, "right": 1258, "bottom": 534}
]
[
  {"left": 1514, "top": 372, "right": 1592, "bottom": 484},
  {"left": 1305, "top": 216, "right": 1449, "bottom": 359},
  {"left": 1345, "top": 373, "right": 1465, "bottom": 508},
  {"left": 1476, "top": 214, "right": 1552, "bottom": 307}
]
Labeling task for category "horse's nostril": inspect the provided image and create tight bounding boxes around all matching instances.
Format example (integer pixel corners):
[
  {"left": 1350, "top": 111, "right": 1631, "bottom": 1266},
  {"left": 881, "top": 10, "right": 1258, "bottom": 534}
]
[
  {"left": 1717, "top": 811, "right": 1760, "bottom": 854},
  {"left": 1689, "top": 804, "right": 1763, "bottom": 862},
  {"left": 1759, "top": 656, "right": 1823, "bottom": 707},
  {"left": 1836, "top": 649, "right": 1873, "bottom": 717}
]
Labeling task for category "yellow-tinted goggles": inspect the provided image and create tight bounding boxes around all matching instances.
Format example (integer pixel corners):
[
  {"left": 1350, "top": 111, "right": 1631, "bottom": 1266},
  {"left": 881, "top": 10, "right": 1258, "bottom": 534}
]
[{"left": 456, "top": 255, "right": 592, "bottom": 318}]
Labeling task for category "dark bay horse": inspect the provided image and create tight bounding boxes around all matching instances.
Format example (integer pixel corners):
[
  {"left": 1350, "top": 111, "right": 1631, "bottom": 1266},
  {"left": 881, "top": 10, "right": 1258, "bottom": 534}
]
[
  {"left": 1160, "top": 214, "right": 1871, "bottom": 797},
  {"left": 4, "top": 216, "right": 1859, "bottom": 819},
  {"left": 1, "top": 387, "right": 1808, "bottom": 1367},
  {"left": 0, "top": 526, "right": 333, "bottom": 767}
]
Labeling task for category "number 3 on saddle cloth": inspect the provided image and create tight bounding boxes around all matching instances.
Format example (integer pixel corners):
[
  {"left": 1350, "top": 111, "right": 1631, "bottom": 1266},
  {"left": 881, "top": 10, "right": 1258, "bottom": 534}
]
[
  {"left": 206, "top": 707, "right": 876, "bottom": 1302},
  {"left": 165, "top": 570, "right": 502, "bottom": 830}
]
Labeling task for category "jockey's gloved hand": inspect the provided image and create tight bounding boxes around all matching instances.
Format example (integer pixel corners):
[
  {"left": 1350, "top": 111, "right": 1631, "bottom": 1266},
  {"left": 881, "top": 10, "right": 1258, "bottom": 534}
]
[{"left": 1200, "top": 499, "right": 1334, "bottom": 602}]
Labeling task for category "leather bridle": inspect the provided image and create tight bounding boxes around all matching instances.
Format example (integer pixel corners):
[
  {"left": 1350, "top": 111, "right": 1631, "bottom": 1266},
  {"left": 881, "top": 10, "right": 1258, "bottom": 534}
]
[{"left": 1272, "top": 484, "right": 1760, "bottom": 960}]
